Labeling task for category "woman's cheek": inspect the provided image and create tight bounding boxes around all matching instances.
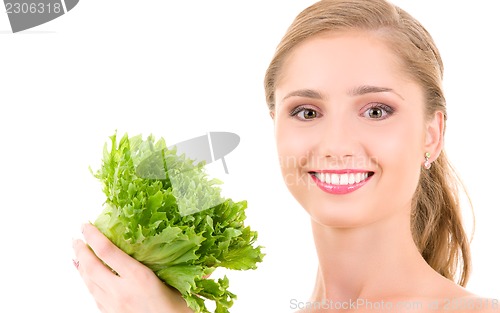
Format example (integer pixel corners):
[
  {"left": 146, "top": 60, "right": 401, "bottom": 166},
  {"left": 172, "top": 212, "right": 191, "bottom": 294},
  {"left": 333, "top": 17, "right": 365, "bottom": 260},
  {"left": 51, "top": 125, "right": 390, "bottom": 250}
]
[
  {"left": 276, "top": 127, "right": 312, "bottom": 188},
  {"left": 373, "top": 125, "right": 422, "bottom": 201}
]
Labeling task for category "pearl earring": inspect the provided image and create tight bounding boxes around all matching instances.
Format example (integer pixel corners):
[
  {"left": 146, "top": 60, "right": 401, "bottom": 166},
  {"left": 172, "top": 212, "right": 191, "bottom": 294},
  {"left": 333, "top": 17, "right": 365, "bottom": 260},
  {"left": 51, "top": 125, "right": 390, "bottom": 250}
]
[{"left": 424, "top": 152, "right": 432, "bottom": 169}]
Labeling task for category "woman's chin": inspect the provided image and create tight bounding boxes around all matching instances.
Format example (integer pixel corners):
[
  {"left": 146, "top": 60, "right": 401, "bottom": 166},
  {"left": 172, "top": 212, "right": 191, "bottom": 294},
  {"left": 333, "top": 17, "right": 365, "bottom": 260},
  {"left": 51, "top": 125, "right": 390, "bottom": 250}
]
[{"left": 305, "top": 204, "right": 379, "bottom": 229}]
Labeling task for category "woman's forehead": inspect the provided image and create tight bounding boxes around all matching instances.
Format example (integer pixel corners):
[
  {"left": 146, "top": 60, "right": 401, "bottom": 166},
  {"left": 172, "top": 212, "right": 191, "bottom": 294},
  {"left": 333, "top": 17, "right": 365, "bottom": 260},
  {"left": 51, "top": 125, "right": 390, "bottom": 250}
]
[{"left": 276, "top": 31, "right": 416, "bottom": 99}]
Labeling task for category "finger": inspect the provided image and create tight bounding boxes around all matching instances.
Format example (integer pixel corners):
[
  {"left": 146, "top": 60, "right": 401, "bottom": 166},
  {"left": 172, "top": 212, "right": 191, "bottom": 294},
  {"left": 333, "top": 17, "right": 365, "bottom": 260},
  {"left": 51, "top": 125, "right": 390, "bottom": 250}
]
[
  {"left": 73, "top": 238, "right": 118, "bottom": 312},
  {"left": 73, "top": 238, "right": 118, "bottom": 284},
  {"left": 81, "top": 223, "right": 141, "bottom": 277}
]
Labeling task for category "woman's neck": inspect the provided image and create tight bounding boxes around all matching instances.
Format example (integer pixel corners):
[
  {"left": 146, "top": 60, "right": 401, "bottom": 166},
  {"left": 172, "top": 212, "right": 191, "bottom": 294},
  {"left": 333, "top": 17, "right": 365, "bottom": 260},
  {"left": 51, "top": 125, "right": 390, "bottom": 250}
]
[{"left": 309, "top": 209, "right": 437, "bottom": 304}]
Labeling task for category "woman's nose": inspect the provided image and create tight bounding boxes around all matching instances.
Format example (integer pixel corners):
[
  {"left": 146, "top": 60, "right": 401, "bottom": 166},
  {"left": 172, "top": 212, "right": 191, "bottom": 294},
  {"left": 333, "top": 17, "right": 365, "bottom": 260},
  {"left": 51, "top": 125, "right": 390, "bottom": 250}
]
[{"left": 316, "top": 110, "right": 360, "bottom": 164}]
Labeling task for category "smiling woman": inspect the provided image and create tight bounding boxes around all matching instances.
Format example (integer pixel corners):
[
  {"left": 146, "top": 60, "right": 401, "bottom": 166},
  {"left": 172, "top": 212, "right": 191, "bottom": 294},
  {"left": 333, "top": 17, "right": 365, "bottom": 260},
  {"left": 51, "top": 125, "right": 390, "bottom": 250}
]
[
  {"left": 69, "top": 1, "right": 498, "bottom": 312},
  {"left": 264, "top": 0, "right": 497, "bottom": 311},
  {"left": 271, "top": 31, "right": 439, "bottom": 227}
]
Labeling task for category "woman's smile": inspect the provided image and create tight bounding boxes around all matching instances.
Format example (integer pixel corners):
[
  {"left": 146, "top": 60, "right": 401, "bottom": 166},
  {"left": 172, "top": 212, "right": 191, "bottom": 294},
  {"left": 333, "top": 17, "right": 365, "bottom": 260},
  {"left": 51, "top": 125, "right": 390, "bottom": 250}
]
[{"left": 309, "top": 170, "right": 375, "bottom": 195}]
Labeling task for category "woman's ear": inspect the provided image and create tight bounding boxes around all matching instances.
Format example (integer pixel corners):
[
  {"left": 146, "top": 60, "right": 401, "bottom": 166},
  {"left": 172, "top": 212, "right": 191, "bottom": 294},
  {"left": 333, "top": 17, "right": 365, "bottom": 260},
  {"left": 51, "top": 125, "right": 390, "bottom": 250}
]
[
  {"left": 424, "top": 111, "right": 445, "bottom": 162},
  {"left": 270, "top": 110, "right": 275, "bottom": 120}
]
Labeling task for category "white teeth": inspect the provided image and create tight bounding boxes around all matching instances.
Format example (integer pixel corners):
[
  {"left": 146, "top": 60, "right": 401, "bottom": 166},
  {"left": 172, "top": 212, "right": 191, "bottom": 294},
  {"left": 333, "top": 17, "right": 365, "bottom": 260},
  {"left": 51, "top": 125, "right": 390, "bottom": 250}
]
[
  {"left": 340, "top": 174, "right": 348, "bottom": 185},
  {"left": 348, "top": 174, "right": 355, "bottom": 185},
  {"left": 332, "top": 174, "right": 340, "bottom": 185},
  {"left": 314, "top": 172, "right": 370, "bottom": 185}
]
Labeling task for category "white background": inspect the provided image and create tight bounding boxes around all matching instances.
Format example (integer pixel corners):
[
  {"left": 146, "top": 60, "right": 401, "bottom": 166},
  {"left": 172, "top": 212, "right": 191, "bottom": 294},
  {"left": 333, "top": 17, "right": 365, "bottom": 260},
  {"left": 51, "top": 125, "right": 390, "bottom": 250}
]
[{"left": 0, "top": 1, "right": 499, "bottom": 312}]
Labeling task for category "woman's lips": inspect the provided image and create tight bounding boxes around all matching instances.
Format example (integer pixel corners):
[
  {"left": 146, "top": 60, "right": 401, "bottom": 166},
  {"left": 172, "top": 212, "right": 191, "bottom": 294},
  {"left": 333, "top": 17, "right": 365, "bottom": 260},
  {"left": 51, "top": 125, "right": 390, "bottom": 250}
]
[{"left": 309, "top": 170, "right": 374, "bottom": 195}]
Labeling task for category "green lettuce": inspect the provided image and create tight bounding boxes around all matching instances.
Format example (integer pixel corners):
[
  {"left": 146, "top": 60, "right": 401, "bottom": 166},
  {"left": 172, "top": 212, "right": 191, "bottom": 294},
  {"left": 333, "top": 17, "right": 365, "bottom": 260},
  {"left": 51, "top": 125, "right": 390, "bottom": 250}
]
[{"left": 91, "top": 133, "right": 264, "bottom": 313}]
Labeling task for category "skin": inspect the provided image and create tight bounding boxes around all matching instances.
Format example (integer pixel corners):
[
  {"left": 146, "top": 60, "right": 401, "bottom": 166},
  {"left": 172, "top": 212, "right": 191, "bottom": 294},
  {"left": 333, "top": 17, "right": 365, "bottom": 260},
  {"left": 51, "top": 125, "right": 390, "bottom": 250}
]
[
  {"left": 271, "top": 30, "right": 493, "bottom": 312},
  {"left": 73, "top": 224, "right": 193, "bottom": 313},
  {"left": 72, "top": 30, "right": 497, "bottom": 313}
]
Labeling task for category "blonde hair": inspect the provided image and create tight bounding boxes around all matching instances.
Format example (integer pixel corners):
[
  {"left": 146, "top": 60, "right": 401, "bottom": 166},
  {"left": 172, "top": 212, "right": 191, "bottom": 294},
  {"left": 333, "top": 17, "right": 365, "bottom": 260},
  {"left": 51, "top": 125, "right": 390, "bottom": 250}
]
[{"left": 264, "top": 0, "right": 472, "bottom": 286}]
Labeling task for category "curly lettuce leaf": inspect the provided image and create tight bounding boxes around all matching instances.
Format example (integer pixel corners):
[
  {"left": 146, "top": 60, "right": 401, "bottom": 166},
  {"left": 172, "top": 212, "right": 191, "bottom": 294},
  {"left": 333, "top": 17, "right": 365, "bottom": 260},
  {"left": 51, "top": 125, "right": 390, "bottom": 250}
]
[{"left": 91, "top": 133, "right": 264, "bottom": 313}]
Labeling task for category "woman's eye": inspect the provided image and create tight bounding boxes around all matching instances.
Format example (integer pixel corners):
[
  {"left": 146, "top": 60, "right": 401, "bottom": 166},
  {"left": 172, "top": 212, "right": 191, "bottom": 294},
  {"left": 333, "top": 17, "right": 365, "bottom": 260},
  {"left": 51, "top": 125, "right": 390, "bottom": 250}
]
[
  {"left": 290, "top": 106, "right": 320, "bottom": 120},
  {"left": 362, "top": 104, "right": 394, "bottom": 120}
]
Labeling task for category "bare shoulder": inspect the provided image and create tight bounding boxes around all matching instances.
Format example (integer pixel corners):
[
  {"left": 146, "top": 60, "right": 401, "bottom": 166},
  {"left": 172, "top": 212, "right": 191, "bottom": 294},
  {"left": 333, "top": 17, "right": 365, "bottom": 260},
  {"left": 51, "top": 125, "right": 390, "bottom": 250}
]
[
  {"left": 441, "top": 296, "right": 500, "bottom": 313},
  {"left": 430, "top": 277, "right": 499, "bottom": 313},
  {"left": 474, "top": 297, "right": 500, "bottom": 313}
]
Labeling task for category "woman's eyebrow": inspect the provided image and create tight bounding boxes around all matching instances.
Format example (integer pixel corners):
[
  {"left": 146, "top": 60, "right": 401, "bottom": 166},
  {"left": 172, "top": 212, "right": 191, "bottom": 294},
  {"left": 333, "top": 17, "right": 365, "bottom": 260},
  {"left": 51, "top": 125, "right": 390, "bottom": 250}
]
[
  {"left": 348, "top": 85, "right": 405, "bottom": 100},
  {"left": 281, "top": 89, "right": 325, "bottom": 102},
  {"left": 280, "top": 85, "right": 405, "bottom": 102}
]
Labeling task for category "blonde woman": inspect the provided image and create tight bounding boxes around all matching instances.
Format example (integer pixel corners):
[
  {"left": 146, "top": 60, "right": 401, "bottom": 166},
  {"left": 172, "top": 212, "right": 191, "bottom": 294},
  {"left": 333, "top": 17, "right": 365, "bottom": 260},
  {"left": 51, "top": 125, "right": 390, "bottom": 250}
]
[{"left": 73, "top": 0, "right": 497, "bottom": 312}]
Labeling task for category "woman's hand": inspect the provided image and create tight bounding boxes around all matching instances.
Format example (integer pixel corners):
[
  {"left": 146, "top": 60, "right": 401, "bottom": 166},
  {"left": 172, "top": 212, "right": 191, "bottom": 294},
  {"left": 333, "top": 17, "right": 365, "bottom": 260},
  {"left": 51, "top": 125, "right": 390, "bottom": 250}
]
[{"left": 72, "top": 223, "right": 193, "bottom": 313}]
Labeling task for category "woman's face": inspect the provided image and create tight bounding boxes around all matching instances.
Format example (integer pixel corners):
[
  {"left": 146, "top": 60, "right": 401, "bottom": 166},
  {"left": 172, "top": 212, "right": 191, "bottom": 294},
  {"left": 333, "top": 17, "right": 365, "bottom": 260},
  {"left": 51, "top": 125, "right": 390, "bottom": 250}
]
[{"left": 273, "top": 31, "right": 440, "bottom": 228}]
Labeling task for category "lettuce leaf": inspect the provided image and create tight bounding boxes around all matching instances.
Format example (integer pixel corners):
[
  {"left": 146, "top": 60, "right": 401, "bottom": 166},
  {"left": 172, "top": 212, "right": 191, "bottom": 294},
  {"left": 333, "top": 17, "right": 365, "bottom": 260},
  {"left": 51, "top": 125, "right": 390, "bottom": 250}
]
[{"left": 91, "top": 133, "right": 264, "bottom": 313}]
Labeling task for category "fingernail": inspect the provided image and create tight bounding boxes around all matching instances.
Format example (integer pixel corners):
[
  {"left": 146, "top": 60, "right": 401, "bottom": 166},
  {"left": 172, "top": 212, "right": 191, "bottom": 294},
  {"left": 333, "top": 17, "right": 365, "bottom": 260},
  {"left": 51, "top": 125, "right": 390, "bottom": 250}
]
[{"left": 73, "top": 259, "right": 80, "bottom": 270}]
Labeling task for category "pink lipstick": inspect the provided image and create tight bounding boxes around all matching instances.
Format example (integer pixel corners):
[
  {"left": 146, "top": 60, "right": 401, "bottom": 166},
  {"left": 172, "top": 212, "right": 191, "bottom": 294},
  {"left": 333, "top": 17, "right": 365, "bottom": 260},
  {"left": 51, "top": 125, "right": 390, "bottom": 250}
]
[{"left": 309, "top": 170, "right": 373, "bottom": 195}]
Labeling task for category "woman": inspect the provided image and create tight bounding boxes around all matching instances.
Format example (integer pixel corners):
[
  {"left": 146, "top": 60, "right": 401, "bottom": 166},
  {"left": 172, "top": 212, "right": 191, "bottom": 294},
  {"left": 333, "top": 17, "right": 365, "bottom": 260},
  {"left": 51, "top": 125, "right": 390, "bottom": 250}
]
[{"left": 73, "top": 0, "right": 496, "bottom": 311}]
